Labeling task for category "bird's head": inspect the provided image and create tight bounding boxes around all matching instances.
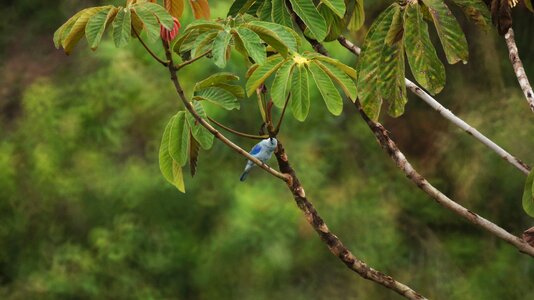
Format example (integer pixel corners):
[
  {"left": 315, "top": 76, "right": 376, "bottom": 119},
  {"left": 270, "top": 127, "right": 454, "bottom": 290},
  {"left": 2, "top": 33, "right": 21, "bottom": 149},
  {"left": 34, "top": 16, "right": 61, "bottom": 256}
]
[{"left": 263, "top": 137, "right": 278, "bottom": 149}]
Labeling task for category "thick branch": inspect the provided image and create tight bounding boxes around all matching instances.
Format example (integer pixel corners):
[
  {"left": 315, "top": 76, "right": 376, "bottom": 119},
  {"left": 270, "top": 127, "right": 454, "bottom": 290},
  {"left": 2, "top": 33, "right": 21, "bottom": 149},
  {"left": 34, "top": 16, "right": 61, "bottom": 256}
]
[
  {"left": 504, "top": 28, "right": 534, "bottom": 112},
  {"left": 338, "top": 36, "right": 531, "bottom": 175},
  {"left": 274, "top": 141, "right": 426, "bottom": 300},
  {"left": 161, "top": 41, "right": 289, "bottom": 182}
]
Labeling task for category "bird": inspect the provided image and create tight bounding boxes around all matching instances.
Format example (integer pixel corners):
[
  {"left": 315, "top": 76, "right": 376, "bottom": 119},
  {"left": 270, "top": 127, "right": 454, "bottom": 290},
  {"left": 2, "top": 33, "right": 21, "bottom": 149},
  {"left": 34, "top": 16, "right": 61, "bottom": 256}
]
[{"left": 240, "top": 137, "right": 278, "bottom": 181}]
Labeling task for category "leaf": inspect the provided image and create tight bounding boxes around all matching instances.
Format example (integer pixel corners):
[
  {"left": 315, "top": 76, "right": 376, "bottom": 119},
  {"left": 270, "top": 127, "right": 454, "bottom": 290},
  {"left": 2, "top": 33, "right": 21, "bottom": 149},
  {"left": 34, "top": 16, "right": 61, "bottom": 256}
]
[
  {"left": 271, "top": 59, "right": 295, "bottom": 107},
  {"left": 289, "top": 0, "right": 327, "bottom": 41},
  {"left": 318, "top": 4, "right": 343, "bottom": 42},
  {"left": 404, "top": 2, "right": 445, "bottom": 95},
  {"left": 216, "top": 84, "right": 246, "bottom": 99},
  {"left": 246, "top": 55, "right": 285, "bottom": 96},
  {"left": 348, "top": 0, "right": 365, "bottom": 32},
  {"left": 314, "top": 60, "right": 357, "bottom": 101},
  {"left": 244, "top": 21, "right": 299, "bottom": 57},
  {"left": 271, "top": 0, "right": 293, "bottom": 27},
  {"left": 356, "top": 4, "right": 397, "bottom": 120},
  {"left": 191, "top": 30, "right": 218, "bottom": 57},
  {"left": 62, "top": 6, "right": 109, "bottom": 54},
  {"left": 308, "top": 62, "right": 343, "bottom": 116},
  {"left": 159, "top": 116, "right": 185, "bottom": 192},
  {"left": 522, "top": 169, "right": 534, "bottom": 217},
  {"left": 189, "top": 0, "right": 211, "bottom": 19},
  {"left": 189, "top": 133, "right": 200, "bottom": 176},
  {"left": 228, "top": 0, "right": 257, "bottom": 16},
  {"left": 212, "top": 30, "right": 232, "bottom": 68},
  {"left": 54, "top": 9, "right": 85, "bottom": 49},
  {"left": 422, "top": 0, "right": 469, "bottom": 64},
  {"left": 526, "top": 0, "right": 534, "bottom": 13},
  {"left": 451, "top": 0, "right": 492, "bottom": 29},
  {"left": 195, "top": 72, "right": 240, "bottom": 91},
  {"left": 169, "top": 111, "right": 190, "bottom": 166},
  {"left": 259, "top": 0, "right": 273, "bottom": 21},
  {"left": 165, "top": 0, "right": 185, "bottom": 18},
  {"left": 380, "top": 6, "right": 407, "bottom": 117},
  {"left": 140, "top": 2, "right": 175, "bottom": 30},
  {"left": 291, "top": 63, "right": 310, "bottom": 121},
  {"left": 185, "top": 20, "right": 225, "bottom": 32},
  {"left": 186, "top": 102, "right": 214, "bottom": 150},
  {"left": 85, "top": 7, "right": 118, "bottom": 50},
  {"left": 113, "top": 8, "right": 132, "bottom": 47},
  {"left": 133, "top": 4, "right": 161, "bottom": 41},
  {"left": 311, "top": 55, "right": 357, "bottom": 79},
  {"left": 193, "top": 87, "right": 240, "bottom": 110},
  {"left": 234, "top": 27, "right": 267, "bottom": 64},
  {"left": 321, "top": 0, "right": 346, "bottom": 18}
]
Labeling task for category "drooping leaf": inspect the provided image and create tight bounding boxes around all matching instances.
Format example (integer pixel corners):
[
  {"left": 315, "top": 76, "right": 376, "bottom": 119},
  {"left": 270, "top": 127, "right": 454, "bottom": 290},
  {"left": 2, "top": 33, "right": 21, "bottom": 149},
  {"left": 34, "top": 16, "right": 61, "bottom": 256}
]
[
  {"left": 244, "top": 21, "right": 299, "bottom": 57},
  {"left": 191, "top": 30, "right": 218, "bottom": 57},
  {"left": 271, "top": 59, "right": 295, "bottom": 107},
  {"left": 522, "top": 169, "right": 534, "bottom": 217},
  {"left": 216, "top": 84, "right": 246, "bottom": 98},
  {"left": 195, "top": 72, "right": 240, "bottom": 91},
  {"left": 318, "top": 4, "right": 344, "bottom": 42},
  {"left": 259, "top": 0, "right": 273, "bottom": 21},
  {"left": 321, "top": 0, "right": 346, "bottom": 18},
  {"left": 228, "top": 0, "right": 257, "bottom": 16},
  {"left": 212, "top": 30, "right": 232, "bottom": 68},
  {"left": 186, "top": 102, "right": 214, "bottom": 150},
  {"left": 451, "top": 0, "right": 492, "bottom": 29},
  {"left": 189, "top": 0, "right": 211, "bottom": 19},
  {"left": 291, "top": 63, "right": 310, "bottom": 121},
  {"left": 404, "top": 2, "right": 445, "bottom": 95},
  {"left": 311, "top": 55, "right": 357, "bottom": 79},
  {"left": 314, "top": 60, "right": 357, "bottom": 101},
  {"left": 54, "top": 9, "right": 85, "bottom": 49},
  {"left": 271, "top": 0, "right": 293, "bottom": 27},
  {"left": 234, "top": 28, "right": 267, "bottom": 64},
  {"left": 348, "top": 0, "right": 365, "bottom": 32},
  {"left": 141, "top": 2, "right": 175, "bottom": 29},
  {"left": 193, "top": 87, "right": 240, "bottom": 110},
  {"left": 356, "top": 4, "right": 397, "bottom": 120},
  {"left": 308, "top": 62, "right": 343, "bottom": 116},
  {"left": 380, "top": 6, "right": 407, "bottom": 117},
  {"left": 159, "top": 116, "right": 185, "bottom": 192},
  {"left": 169, "top": 111, "right": 190, "bottom": 166},
  {"left": 85, "top": 7, "right": 118, "bottom": 50},
  {"left": 423, "top": 0, "right": 469, "bottom": 64},
  {"left": 165, "top": 0, "right": 185, "bottom": 18},
  {"left": 184, "top": 20, "right": 225, "bottom": 32},
  {"left": 246, "top": 55, "right": 285, "bottom": 96},
  {"left": 189, "top": 133, "right": 200, "bottom": 176},
  {"left": 113, "top": 7, "right": 132, "bottom": 47},
  {"left": 133, "top": 4, "right": 161, "bottom": 41},
  {"left": 289, "top": 0, "right": 328, "bottom": 41},
  {"left": 62, "top": 6, "right": 109, "bottom": 54}
]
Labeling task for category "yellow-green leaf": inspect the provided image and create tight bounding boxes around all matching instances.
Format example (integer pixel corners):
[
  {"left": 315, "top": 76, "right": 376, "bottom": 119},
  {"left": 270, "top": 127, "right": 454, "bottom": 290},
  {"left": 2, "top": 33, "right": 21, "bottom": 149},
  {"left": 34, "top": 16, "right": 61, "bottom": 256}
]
[
  {"left": 159, "top": 116, "right": 185, "bottom": 192},
  {"left": 314, "top": 60, "right": 357, "bottom": 101},
  {"left": 193, "top": 87, "right": 240, "bottom": 110},
  {"left": 522, "top": 169, "right": 534, "bottom": 217},
  {"left": 62, "top": 6, "right": 109, "bottom": 54},
  {"left": 289, "top": 0, "right": 327, "bottom": 41},
  {"left": 113, "top": 7, "right": 132, "bottom": 47},
  {"left": 308, "top": 62, "right": 343, "bottom": 116},
  {"left": 169, "top": 112, "right": 190, "bottom": 166},
  {"left": 271, "top": 59, "right": 295, "bottom": 107},
  {"left": 321, "top": 0, "right": 346, "bottom": 18},
  {"left": 86, "top": 7, "right": 118, "bottom": 50},
  {"left": 291, "top": 63, "right": 310, "bottom": 121},
  {"left": 246, "top": 55, "right": 285, "bottom": 96}
]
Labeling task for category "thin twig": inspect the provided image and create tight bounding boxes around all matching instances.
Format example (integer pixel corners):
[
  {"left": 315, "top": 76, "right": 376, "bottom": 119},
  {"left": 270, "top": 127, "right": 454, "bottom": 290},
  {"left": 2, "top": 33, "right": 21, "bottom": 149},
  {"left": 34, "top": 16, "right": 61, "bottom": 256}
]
[
  {"left": 504, "top": 28, "right": 534, "bottom": 112},
  {"left": 338, "top": 35, "right": 531, "bottom": 175},
  {"left": 132, "top": 27, "right": 169, "bottom": 67},
  {"left": 207, "top": 116, "right": 268, "bottom": 140},
  {"left": 175, "top": 50, "right": 211, "bottom": 70},
  {"left": 275, "top": 93, "right": 291, "bottom": 134}
]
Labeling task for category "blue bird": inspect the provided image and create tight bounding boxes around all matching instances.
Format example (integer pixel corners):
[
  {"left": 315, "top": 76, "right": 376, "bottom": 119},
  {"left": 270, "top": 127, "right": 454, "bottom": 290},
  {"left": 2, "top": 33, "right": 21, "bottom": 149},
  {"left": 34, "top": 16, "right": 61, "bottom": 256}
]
[{"left": 240, "top": 138, "right": 278, "bottom": 181}]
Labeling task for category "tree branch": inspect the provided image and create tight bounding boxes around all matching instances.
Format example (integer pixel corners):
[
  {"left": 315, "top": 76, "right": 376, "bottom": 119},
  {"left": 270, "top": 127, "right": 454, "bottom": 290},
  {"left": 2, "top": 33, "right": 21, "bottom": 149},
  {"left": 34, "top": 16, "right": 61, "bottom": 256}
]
[
  {"left": 274, "top": 141, "right": 427, "bottom": 300},
  {"left": 504, "top": 28, "right": 534, "bottom": 112},
  {"left": 207, "top": 116, "right": 269, "bottom": 140},
  {"left": 337, "top": 35, "right": 531, "bottom": 175},
  {"left": 175, "top": 50, "right": 210, "bottom": 71},
  {"left": 132, "top": 27, "right": 169, "bottom": 67}
]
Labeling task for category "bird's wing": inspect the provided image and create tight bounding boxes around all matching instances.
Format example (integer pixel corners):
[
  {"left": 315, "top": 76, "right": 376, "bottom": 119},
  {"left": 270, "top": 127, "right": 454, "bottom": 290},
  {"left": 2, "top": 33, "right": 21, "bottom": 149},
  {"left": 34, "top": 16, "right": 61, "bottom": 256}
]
[{"left": 249, "top": 144, "right": 262, "bottom": 155}]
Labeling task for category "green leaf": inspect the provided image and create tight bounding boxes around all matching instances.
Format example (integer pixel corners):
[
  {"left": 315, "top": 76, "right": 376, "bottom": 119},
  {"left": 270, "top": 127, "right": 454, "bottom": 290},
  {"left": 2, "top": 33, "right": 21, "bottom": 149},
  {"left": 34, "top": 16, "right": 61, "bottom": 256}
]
[
  {"left": 215, "top": 84, "right": 246, "bottom": 98},
  {"left": 404, "top": 2, "right": 445, "bottom": 95},
  {"left": 291, "top": 64, "right": 310, "bottom": 121},
  {"left": 113, "top": 8, "right": 132, "bottom": 47},
  {"left": 244, "top": 21, "right": 299, "bottom": 57},
  {"left": 212, "top": 30, "right": 232, "bottom": 68},
  {"left": 271, "top": 0, "right": 293, "bottom": 27},
  {"left": 311, "top": 55, "right": 357, "bottom": 79},
  {"left": 380, "top": 6, "right": 407, "bottom": 117},
  {"left": 308, "top": 62, "right": 343, "bottom": 116},
  {"left": 185, "top": 20, "right": 225, "bottom": 32},
  {"left": 189, "top": 133, "right": 200, "bottom": 176},
  {"left": 54, "top": 9, "right": 85, "bottom": 49},
  {"left": 321, "top": 0, "right": 346, "bottom": 18},
  {"left": 234, "top": 28, "right": 266, "bottom": 64},
  {"left": 169, "top": 111, "right": 190, "bottom": 167},
  {"left": 62, "top": 6, "right": 109, "bottom": 54},
  {"left": 191, "top": 30, "right": 218, "bottom": 57},
  {"left": 314, "top": 60, "right": 357, "bottom": 101},
  {"left": 451, "top": 0, "right": 492, "bottom": 28},
  {"left": 246, "top": 55, "right": 285, "bottom": 96},
  {"left": 159, "top": 116, "right": 185, "bottom": 192},
  {"left": 289, "top": 0, "right": 327, "bottom": 41},
  {"left": 348, "top": 0, "right": 365, "bottom": 32},
  {"left": 259, "top": 0, "right": 273, "bottom": 21},
  {"left": 133, "top": 4, "right": 161, "bottom": 41},
  {"left": 195, "top": 72, "right": 240, "bottom": 91},
  {"left": 318, "top": 4, "right": 343, "bottom": 42},
  {"left": 271, "top": 59, "right": 295, "bottom": 107},
  {"left": 526, "top": 0, "right": 534, "bottom": 13},
  {"left": 186, "top": 102, "right": 214, "bottom": 150},
  {"left": 139, "top": 2, "right": 174, "bottom": 30},
  {"left": 522, "top": 169, "right": 534, "bottom": 217},
  {"left": 193, "top": 87, "right": 240, "bottom": 110},
  {"left": 85, "top": 7, "right": 118, "bottom": 50},
  {"left": 228, "top": 0, "right": 257, "bottom": 16},
  {"left": 422, "top": 0, "right": 468, "bottom": 64},
  {"left": 356, "top": 4, "right": 397, "bottom": 120}
]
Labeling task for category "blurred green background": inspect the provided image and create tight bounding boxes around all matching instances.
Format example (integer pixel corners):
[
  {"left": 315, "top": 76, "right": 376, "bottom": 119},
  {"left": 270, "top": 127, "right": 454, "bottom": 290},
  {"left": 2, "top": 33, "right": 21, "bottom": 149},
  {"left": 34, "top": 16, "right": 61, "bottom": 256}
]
[{"left": 1, "top": 0, "right": 534, "bottom": 299}]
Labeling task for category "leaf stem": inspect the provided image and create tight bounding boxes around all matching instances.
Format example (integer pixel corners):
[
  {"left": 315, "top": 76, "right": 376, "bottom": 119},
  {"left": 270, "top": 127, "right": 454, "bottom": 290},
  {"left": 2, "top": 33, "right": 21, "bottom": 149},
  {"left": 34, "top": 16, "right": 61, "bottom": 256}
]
[
  {"left": 175, "top": 50, "right": 211, "bottom": 70},
  {"left": 207, "top": 116, "right": 269, "bottom": 140},
  {"left": 274, "top": 93, "right": 291, "bottom": 135},
  {"left": 132, "top": 27, "right": 170, "bottom": 67}
]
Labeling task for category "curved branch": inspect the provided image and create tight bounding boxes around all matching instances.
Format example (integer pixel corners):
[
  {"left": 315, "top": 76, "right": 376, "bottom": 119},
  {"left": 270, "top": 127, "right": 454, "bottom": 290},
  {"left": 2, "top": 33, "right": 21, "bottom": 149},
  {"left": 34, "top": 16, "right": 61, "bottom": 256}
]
[
  {"left": 338, "top": 36, "right": 531, "bottom": 175},
  {"left": 208, "top": 116, "right": 268, "bottom": 140},
  {"left": 274, "top": 141, "right": 426, "bottom": 300},
  {"left": 504, "top": 28, "right": 534, "bottom": 112},
  {"left": 175, "top": 50, "right": 210, "bottom": 71},
  {"left": 132, "top": 27, "right": 169, "bottom": 67},
  {"left": 159, "top": 40, "right": 427, "bottom": 300}
]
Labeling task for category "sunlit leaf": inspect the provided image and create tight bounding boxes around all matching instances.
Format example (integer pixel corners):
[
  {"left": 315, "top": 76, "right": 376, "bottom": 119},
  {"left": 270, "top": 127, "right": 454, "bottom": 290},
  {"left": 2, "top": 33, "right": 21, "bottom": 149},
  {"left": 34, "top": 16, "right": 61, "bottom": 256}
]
[
  {"left": 314, "top": 60, "right": 357, "bottom": 100},
  {"left": 522, "top": 169, "right": 534, "bottom": 217},
  {"left": 291, "top": 63, "right": 310, "bottom": 121},
  {"left": 54, "top": 9, "right": 85, "bottom": 49},
  {"left": 321, "top": 0, "right": 346, "bottom": 18},
  {"left": 186, "top": 102, "right": 214, "bottom": 150},
  {"left": 348, "top": 0, "right": 365, "bottom": 32},
  {"left": 62, "top": 6, "right": 109, "bottom": 54},
  {"left": 159, "top": 116, "right": 185, "bottom": 192},
  {"left": 169, "top": 111, "right": 190, "bottom": 167},
  {"left": 193, "top": 87, "right": 240, "bottom": 110},
  {"left": 195, "top": 72, "right": 240, "bottom": 91},
  {"left": 191, "top": 30, "right": 218, "bottom": 57},
  {"left": 212, "top": 30, "right": 232, "bottom": 68},
  {"left": 140, "top": 2, "right": 175, "bottom": 30},
  {"left": 308, "top": 62, "right": 343, "bottom": 116},
  {"left": 271, "top": 59, "right": 295, "bottom": 107},
  {"left": 272, "top": 0, "right": 293, "bottom": 27},
  {"left": 244, "top": 21, "right": 299, "bottom": 57},
  {"left": 133, "top": 4, "right": 161, "bottom": 41},
  {"left": 113, "top": 7, "right": 132, "bottom": 47},
  {"left": 289, "top": 0, "right": 327, "bottom": 41},
  {"left": 234, "top": 27, "right": 266, "bottom": 64},
  {"left": 246, "top": 55, "right": 285, "bottom": 96},
  {"left": 172, "top": 160, "right": 186, "bottom": 192},
  {"left": 85, "top": 7, "right": 118, "bottom": 50}
]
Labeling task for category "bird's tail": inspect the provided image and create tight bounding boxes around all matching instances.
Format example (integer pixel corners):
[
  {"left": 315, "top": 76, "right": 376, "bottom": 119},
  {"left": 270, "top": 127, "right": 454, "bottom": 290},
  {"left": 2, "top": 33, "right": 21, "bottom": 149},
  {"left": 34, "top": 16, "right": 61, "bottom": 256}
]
[{"left": 240, "top": 171, "right": 249, "bottom": 182}]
